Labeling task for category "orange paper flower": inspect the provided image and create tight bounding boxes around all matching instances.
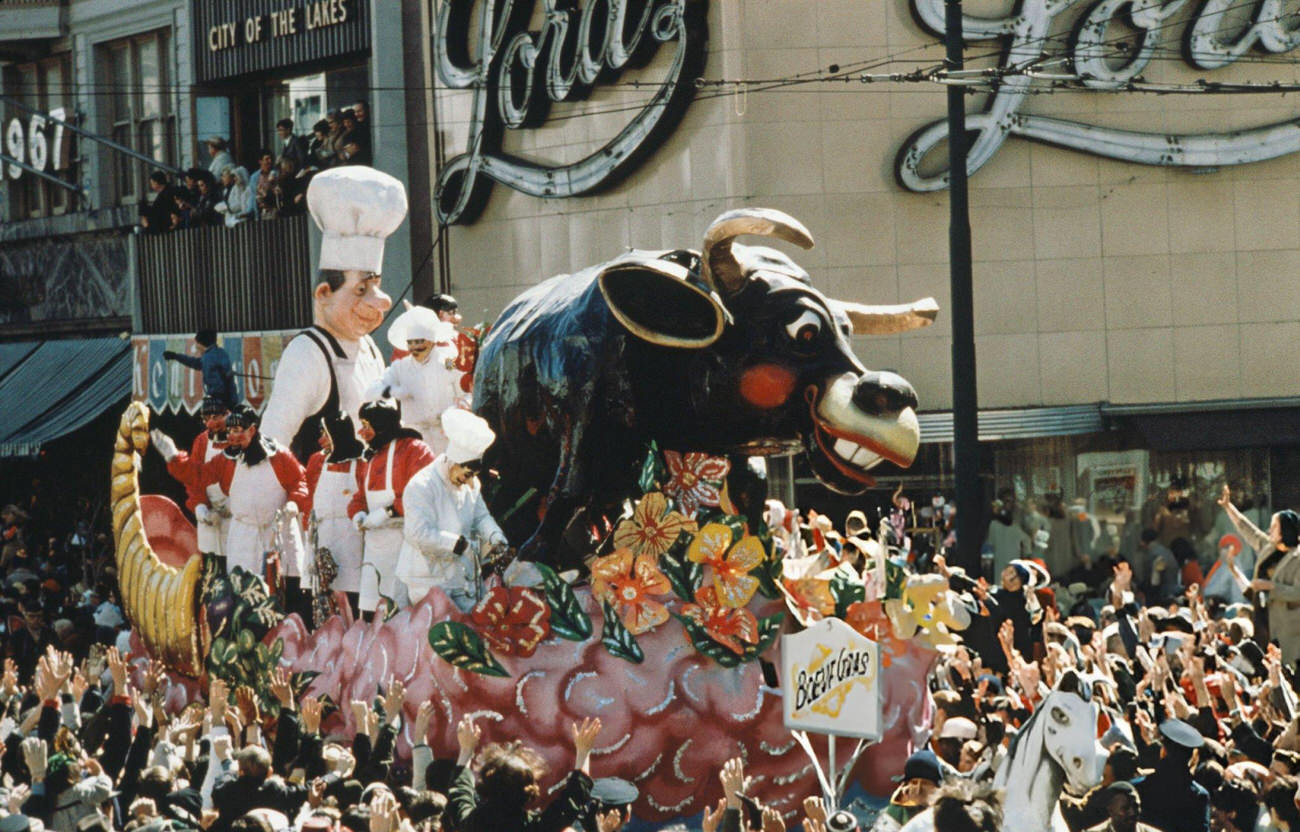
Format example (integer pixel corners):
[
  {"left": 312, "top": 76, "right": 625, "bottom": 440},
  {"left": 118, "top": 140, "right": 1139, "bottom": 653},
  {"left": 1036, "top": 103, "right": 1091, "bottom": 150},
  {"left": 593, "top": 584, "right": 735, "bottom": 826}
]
[
  {"left": 590, "top": 548, "right": 672, "bottom": 634},
  {"left": 613, "top": 492, "right": 698, "bottom": 559},
  {"left": 682, "top": 586, "right": 760, "bottom": 655},
  {"left": 686, "top": 523, "right": 763, "bottom": 608},
  {"left": 469, "top": 586, "right": 551, "bottom": 657},
  {"left": 782, "top": 577, "right": 837, "bottom": 622}
]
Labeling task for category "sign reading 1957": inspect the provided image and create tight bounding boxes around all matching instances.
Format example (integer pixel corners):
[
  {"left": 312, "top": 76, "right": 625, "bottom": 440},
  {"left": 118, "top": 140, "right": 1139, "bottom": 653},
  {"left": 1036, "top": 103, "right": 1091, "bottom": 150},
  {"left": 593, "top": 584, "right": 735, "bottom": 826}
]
[{"left": 207, "top": 0, "right": 350, "bottom": 52}]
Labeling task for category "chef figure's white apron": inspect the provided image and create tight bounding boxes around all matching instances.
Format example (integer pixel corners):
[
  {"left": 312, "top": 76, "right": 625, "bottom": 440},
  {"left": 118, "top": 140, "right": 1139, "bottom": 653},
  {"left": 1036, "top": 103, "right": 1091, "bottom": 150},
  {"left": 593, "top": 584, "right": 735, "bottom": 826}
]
[{"left": 358, "top": 449, "right": 402, "bottom": 612}]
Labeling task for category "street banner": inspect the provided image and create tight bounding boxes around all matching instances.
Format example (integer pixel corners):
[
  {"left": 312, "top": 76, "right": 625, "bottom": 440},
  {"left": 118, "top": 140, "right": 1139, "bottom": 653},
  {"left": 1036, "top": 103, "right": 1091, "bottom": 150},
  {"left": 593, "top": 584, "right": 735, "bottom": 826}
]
[
  {"left": 132, "top": 330, "right": 299, "bottom": 415},
  {"left": 781, "top": 617, "right": 882, "bottom": 739}
]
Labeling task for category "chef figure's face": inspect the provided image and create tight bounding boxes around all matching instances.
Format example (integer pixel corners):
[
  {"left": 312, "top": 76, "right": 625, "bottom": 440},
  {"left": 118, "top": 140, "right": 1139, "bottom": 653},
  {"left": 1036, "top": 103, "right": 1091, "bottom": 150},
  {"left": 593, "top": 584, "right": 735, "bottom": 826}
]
[
  {"left": 227, "top": 423, "right": 256, "bottom": 449},
  {"left": 407, "top": 338, "right": 433, "bottom": 363},
  {"left": 315, "top": 270, "right": 391, "bottom": 341},
  {"left": 448, "top": 463, "right": 478, "bottom": 487}
]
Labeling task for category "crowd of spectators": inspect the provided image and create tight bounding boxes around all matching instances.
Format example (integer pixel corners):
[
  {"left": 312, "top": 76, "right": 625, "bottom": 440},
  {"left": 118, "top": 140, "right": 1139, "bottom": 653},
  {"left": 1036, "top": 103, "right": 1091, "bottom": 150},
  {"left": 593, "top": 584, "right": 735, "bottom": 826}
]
[
  {"left": 138, "top": 102, "right": 372, "bottom": 235},
  {"left": 8, "top": 456, "right": 1300, "bottom": 832}
]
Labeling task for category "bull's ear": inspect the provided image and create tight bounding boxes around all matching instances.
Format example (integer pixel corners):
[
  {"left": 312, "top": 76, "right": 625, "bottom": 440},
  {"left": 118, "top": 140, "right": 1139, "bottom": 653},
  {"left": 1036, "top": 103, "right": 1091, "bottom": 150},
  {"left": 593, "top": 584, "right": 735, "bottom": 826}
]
[
  {"left": 831, "top": 297, "right": 940, "bottom": 335},
  {"left": 598, "top": 255, "right": 729, "bottom": 348}
]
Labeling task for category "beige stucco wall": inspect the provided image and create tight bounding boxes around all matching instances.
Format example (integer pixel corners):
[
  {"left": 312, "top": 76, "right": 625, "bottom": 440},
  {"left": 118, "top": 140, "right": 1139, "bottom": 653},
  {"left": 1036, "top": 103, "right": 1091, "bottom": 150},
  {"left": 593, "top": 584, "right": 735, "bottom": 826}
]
[{"left": 435, "top": 1, "right": 1300, "bottom": 413}]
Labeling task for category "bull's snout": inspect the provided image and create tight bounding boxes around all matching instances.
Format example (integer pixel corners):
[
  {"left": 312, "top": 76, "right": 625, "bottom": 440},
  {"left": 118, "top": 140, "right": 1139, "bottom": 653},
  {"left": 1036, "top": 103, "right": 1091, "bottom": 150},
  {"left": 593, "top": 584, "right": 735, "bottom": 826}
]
[{"left": 853, "top": 371, "right": 918, "bottom": 416}]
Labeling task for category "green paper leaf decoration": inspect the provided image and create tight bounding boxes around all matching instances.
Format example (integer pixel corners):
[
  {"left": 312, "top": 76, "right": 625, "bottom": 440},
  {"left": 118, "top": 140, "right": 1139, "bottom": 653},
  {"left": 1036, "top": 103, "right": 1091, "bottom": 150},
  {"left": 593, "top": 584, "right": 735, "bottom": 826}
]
[
  {"left": 600, "top": 601, "right": 645, "bottom": 664},
  {"left": 428, "top": 621, "right": 510, "bottom": 677},
  {"left": 535, "top": 562, "right": 592, "bottom": 641},
  {"left": 659, "top": 537, "right": 703, "bottom": 603},
  {"left": 830, "top": 567, "right": 866, "bottom": 618},
  {"left": 638, "top": 441, "right": 664, "bottom": 494}
]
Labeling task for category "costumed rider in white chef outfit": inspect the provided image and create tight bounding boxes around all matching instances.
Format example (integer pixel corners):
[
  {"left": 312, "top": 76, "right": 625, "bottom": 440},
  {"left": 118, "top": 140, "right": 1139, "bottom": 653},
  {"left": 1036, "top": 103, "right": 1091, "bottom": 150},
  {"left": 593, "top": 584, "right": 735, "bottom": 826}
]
[
  {"left": 396, "top": 408, "right": 509, "bottom": 612},
  {"left": 259, "top": 166, "right": 405, "bottom": 457},
  {"left": 368, "top": 305, "right": 464, "bottom": 454}
]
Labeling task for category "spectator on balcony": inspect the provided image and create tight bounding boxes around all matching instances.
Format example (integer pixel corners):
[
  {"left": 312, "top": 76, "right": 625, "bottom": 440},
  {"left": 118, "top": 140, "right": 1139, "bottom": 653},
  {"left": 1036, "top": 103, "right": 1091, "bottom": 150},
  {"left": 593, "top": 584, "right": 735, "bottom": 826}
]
[
  {"left": 206, "top": 136, "right": 234, "bottom": 178},
  {"left": 276, "top": 118, "right": 310, "bottom": 170},
  {"left": 308, "top": 120, "right": 334, "bottom": 170},
  {"left": 192, "top": 172, "right": 223, "bottom": 227},
  {"left": 271, "top": 157, "right": 309, "bottom": 217},
  {"left": 215, "top": 165, "right": 254, "bottom": 227},
  {"left": 351, "top": 100, "right": 370, "bottom": 144},
  {"left": 163, "top": 329, "right": 239, "bottom": 410},
  {"left": 250, "top": 150, "right": 277, "bottom": 219},
  {"left": 338, "top": 110, "right": 371, "bottom": 166},
  {"left": 324, "top": 109, "right": 345, "bottom": 157},
  {"left": 139, "top": 170, "right": 182, "bottom": 234}
]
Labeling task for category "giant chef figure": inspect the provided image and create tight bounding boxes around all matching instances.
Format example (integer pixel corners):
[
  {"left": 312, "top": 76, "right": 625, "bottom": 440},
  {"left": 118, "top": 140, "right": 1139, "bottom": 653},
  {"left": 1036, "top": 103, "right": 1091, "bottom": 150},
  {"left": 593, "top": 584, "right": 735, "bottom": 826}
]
[
  {"left": 396, "top": 408, "right": 508, "bottom": 611},
  {"left": 259, "top": 166, "right": 407, "bottom": 453}
]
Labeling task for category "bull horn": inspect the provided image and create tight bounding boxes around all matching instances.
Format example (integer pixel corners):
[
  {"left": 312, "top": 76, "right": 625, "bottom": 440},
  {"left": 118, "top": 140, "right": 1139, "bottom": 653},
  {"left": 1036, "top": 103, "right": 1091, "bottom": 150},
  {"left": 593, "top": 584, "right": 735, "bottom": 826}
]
[
  {"left": 112, "top": 402, "right": 204, "bottom": 676},
  {"left": 833, "top": 297, "right": 940, "bottom": 335},
  {"left": 700, "top": 208, "right": 814, "bottom": 295}
]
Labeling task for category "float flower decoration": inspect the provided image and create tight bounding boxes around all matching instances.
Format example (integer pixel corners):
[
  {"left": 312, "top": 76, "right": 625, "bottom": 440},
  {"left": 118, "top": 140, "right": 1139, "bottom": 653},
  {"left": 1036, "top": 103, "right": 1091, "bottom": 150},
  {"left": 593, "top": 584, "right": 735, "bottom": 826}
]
[
  {"left": 613, "top": 491, "right": 698, "bottom": 559},
  {"left": 469, "top": 585, "right": 551, "bottom": 658},
  {"left": 686, "top": 522, "right": 764, "bottom": 609},
  {"left": 661, "top": 451, "right": 729, "bottom": 517},
  {"left": 680, "top": 585, "right": 759, "bottom": 655},
  {"left": 590, "top": 547, "right": 673, "bottom": 635}
]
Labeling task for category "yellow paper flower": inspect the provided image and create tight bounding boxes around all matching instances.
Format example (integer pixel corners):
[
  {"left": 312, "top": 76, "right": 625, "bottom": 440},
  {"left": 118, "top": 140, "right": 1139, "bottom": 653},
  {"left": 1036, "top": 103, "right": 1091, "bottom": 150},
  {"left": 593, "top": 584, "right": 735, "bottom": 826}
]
[
  {"left": 612, "top": 492, "right": 698, "bottom": 559},
  {"left": 687, "top": 523, "right": 763, "bottom": 609}
]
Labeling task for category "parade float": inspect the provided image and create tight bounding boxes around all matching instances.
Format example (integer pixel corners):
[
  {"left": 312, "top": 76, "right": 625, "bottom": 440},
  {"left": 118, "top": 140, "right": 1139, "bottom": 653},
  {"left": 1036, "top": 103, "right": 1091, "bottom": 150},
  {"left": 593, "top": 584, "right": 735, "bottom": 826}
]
[{"left": 114, "top": 200, "right": 961, "bottom": 822}]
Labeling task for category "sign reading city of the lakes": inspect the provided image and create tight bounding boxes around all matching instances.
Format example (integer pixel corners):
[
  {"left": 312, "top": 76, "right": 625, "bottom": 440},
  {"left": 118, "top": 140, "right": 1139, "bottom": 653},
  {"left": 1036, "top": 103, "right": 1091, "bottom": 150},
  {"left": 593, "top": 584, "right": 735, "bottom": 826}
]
[
  {"left": 192, "top": 0, "right": 368, "bottom": 83},
  {"left": 897, "top": 0, "right": 1300, "bottom": 191},
  {"left": 781, "top": 617, "right": 882, "bottom": 740},
  {"left": 432, "top": 0, "right": 708, "bottom": 225},
  {"left": 132, "top": 330, "right": 296, "bottom": 414}
]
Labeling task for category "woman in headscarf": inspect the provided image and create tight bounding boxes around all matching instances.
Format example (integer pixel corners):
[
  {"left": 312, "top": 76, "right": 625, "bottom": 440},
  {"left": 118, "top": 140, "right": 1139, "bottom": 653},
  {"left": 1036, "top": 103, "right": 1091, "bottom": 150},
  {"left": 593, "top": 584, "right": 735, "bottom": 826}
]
[
  {"left": 214, "top": 164, "right": 253, "bottom": 227},
  {"left": 1219, "top": 483, "right": 1300, "bottom": 666}
]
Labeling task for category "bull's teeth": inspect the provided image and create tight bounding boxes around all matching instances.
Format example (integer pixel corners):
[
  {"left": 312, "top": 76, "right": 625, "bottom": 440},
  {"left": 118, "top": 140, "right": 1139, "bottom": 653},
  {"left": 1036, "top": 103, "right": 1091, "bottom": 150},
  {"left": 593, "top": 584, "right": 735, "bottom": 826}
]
[
  {"left": 834, "top": 438, "right": 859, "bottom": 459},
  {"left": 850, "top": 447, "right": 872, "bottom": 466}
]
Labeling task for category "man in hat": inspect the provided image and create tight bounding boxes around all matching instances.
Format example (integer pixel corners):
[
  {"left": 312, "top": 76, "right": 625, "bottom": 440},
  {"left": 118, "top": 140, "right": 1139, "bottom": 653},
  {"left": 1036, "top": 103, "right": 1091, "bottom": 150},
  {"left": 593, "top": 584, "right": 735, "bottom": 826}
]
[
  {"left": 1134, "top": 718, "right": 1210, "bottom": 832},
  {"left": 347, "top": 400, "right": 437, "bottom": 616},
  {"left": 870, "top": 749, "right": 943, "bottom": 831},
  {"left": 370, "top": 307, "right": 464, "bottom": 453},
  {"left": 213, "top": 406, "right": 308, "bottom": 586},
  {"left": 151, "top": 397, "right": 232, "bottom": 559},
  {"left": 396, "top": 408, "right": 508, "bottom": 611},
  {"left": 260, "top": 167, "right": 406, "bottom": 457},
  {"left": 305, "top": 412, "right": 367, "bottom": 613},
  {"left": 163, "top": 330, "right": 238, "bottom": 410}
]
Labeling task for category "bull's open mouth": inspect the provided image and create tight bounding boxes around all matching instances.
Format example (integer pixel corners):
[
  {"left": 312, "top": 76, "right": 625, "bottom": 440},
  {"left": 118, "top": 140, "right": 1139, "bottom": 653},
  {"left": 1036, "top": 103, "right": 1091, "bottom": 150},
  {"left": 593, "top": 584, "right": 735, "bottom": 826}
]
[{"left": 802, "top": 379, "right": 921, "bottom": 493}]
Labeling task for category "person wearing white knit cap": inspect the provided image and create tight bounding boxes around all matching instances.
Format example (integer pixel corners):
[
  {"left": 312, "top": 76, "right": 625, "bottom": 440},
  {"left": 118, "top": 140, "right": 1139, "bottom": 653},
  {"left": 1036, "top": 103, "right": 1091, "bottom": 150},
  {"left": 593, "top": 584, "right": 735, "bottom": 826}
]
[
  {"left": 396, "top": 408, "right": 508, "bottom": 611},
  {"left": 260, "top": 166, "right": 407, "bottom": 456},
  {"left": 366, "top": 306, "right": 464, "bottom": 453}
]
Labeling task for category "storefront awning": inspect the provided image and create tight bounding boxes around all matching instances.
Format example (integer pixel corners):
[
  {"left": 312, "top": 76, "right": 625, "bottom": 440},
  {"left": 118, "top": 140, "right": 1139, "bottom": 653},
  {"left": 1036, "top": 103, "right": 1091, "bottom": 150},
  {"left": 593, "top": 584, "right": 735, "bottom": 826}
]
[
  {"left": 918, "top": 404, "right": 1106, "bottom": 444},
  {"left": 1100, "top": 399, "right": 1300, "bottom": 450},
  {"left": 0, "top": 337, "right": 131, "bottom": 458}
]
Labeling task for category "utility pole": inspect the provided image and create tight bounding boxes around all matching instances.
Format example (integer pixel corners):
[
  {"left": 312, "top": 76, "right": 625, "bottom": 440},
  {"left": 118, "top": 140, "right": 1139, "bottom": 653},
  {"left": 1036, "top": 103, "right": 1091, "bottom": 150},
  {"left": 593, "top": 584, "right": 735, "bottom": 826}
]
[{"left": 945, "top": 0, "right": 982, "bottom": 573}]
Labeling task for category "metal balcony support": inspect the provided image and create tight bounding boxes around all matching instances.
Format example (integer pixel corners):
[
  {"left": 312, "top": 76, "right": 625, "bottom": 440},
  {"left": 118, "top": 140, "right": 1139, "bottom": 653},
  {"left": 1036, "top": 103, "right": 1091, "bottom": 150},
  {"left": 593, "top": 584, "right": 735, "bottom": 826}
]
[{"left": 0, "top": 150, "right": 86, "bottom": 194}]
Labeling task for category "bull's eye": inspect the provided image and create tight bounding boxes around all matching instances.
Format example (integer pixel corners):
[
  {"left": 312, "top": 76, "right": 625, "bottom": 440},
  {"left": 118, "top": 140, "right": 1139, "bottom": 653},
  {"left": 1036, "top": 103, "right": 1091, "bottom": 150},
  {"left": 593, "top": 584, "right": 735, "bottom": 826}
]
[
  {"left": 1051, "top": 706, "right": 1070, "bottom": 726},
  {"left": 785, "top": 311, "right": 822, "bottom": 346}
]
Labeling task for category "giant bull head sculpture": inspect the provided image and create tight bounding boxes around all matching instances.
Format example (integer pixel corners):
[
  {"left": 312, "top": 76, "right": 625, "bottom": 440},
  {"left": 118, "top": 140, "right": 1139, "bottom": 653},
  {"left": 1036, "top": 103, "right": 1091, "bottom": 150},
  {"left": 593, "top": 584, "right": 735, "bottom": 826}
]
[{"left": 474, "top": 208, "right": 936, "bottom": 560}]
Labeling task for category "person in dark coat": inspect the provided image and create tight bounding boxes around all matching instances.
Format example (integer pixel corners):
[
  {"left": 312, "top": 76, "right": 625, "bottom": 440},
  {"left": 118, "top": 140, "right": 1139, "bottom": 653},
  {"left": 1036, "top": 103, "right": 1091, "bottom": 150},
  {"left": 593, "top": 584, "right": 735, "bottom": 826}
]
[
  {"left": 212, "top": 745, "right": 306, "bottom": 832},
  {"left": 1134, "top": 719, "right": 1210, "bottom": 832},
  {"left": 140, "top": 171, "right": 182, "bottom": 234},
  {"left": 163, "top": 329, "right": 238, "bottom": 410}
]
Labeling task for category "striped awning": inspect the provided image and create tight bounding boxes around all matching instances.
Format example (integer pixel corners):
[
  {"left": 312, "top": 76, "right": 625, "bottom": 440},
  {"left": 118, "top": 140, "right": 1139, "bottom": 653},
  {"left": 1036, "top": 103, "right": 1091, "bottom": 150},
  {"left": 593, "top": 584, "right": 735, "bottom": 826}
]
[
  {"left": 917, "top": 404, "right": 1106, "bottom": 444},
  {"left": 0, "top": 337, "right": 131, "bottom": 457}
]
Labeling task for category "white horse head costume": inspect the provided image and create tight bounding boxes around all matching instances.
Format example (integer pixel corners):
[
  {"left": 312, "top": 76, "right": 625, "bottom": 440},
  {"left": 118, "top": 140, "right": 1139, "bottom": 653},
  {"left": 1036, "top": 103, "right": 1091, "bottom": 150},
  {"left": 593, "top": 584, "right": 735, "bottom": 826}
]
[{"left": 900, "top": 669, "right": 1101, "bottom": 832}]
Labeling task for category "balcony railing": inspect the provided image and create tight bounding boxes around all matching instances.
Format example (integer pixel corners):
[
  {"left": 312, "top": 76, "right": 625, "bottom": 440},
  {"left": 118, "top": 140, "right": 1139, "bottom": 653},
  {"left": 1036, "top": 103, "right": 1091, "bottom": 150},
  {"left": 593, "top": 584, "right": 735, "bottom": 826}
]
[{"left": 137, "top": 215, "right": 313, "bottom": 334}]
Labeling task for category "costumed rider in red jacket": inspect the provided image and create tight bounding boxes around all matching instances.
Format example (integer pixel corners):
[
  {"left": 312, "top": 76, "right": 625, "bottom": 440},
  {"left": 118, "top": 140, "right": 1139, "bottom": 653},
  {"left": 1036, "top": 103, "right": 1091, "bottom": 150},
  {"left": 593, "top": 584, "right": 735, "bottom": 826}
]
[
  {"left": 348, "top": 399, "right": 437, "bottom": 618},
  {"left": 150, "top": 396, "right": 232, "bottom": 562},
  {"left": 218, "top": 405, "right": 309, "bottom": 595},
  {"left": 305, "top": 411, "right": 366, "bottom": 616}
]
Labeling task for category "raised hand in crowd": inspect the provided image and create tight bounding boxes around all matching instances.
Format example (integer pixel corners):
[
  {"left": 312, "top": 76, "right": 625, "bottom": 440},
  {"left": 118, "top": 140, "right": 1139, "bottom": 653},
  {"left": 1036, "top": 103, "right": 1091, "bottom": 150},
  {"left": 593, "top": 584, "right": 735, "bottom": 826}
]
[
  {"left": 107, "top": 645, "right": 128, "bottom": 698},
  {"left": 572, "top": 715, "right": 602, "bottom": 774},
  {"left": 413, "top": 699, "right": 435, "bottom": 744},
  {"left": 381, "top": 677, "right": 406, "bottom": 727},
  {"left": 455, "top": 714, "right": 480, "bottom": 766},
  {"left": 301, "top": 696, "right": 324, "bottom": 734},
  {"left": 269, "top": 665, "right": 295, "bottom": 712},
  {"left": 701, "top": 798, "right": 727, "bottom": 832}
]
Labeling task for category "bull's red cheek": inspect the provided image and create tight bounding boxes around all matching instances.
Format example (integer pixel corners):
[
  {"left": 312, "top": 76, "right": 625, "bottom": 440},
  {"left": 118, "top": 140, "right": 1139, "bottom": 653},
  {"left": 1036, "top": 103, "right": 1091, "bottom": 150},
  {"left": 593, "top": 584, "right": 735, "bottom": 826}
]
[{"left": 739, "top": 364, "right": 797, "bottom": 409}]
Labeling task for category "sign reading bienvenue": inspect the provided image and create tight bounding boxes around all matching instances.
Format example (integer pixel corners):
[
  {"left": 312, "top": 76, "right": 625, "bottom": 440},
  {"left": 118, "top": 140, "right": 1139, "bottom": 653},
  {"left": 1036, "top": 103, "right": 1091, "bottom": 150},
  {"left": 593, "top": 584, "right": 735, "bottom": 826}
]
[
  {"left": 132, "top": 331, "right": 297, "bottom": 415},
  {"left": 781, "top": 617, "right": 881, "bottom": 740}
]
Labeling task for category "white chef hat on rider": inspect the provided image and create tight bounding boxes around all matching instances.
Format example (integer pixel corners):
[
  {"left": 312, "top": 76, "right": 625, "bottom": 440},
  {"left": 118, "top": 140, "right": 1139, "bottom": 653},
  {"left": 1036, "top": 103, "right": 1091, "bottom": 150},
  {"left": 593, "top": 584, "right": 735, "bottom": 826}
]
[
  {"left": 387, "top": 305, "right": 456, "bottom": 349},
  {"left": 307, "top": 166, "right": 408, "bottom": 274},
  {"left": 443, "top": 408, "right": 495, "bottom": 464}
]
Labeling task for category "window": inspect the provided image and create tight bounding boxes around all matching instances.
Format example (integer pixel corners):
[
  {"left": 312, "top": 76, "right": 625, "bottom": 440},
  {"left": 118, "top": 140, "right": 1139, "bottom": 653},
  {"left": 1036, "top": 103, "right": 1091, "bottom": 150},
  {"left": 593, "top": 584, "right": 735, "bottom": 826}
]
[
  {"left": 3, "top": 54, "right": 76, "bottom": 220},
  {"left": 99, "top": 29, "right": 175, "bottom": 205}
]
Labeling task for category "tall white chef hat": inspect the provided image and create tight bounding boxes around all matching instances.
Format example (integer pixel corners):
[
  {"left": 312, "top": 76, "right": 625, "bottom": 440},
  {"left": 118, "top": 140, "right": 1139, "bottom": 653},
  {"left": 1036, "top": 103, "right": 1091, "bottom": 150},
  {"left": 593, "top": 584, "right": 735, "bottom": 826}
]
[
  {"left": 307, "top": 166, "right": 408, "bottom": 274},
  {"left": 387, "top": 305, "right": 457, "bottom": 349},
  {"left": 443, "top": 408, "right": 495, "bottom": 465}
]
